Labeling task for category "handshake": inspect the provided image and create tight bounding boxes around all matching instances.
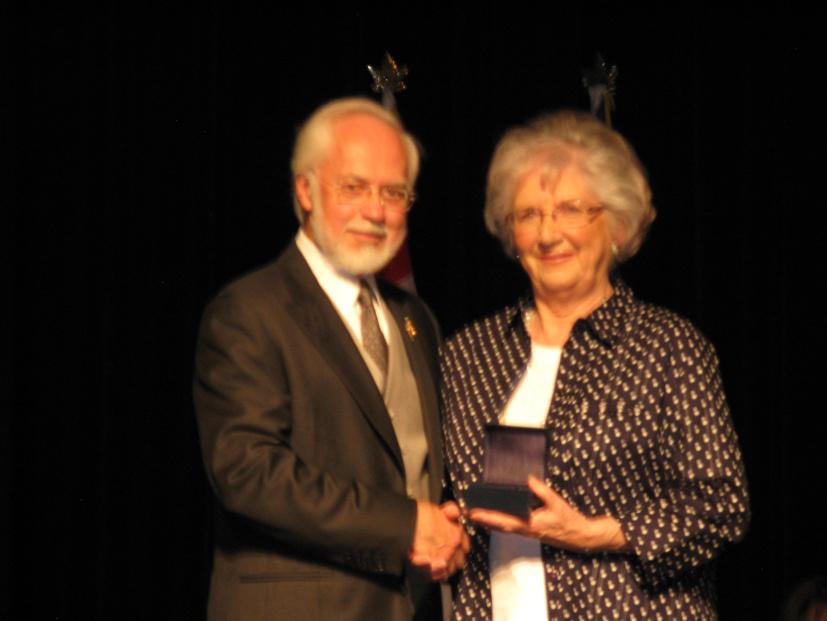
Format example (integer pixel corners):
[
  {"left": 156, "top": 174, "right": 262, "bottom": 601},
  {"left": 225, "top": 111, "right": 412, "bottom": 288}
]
[{"left": 409, "top": 501, "right": 471, "bottom": 582}]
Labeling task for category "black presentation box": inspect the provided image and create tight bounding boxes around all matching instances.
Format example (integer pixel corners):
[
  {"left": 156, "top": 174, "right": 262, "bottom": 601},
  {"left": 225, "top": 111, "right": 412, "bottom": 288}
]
[{"left": 465, "top": 424, "right": 547, "bottom": 520}]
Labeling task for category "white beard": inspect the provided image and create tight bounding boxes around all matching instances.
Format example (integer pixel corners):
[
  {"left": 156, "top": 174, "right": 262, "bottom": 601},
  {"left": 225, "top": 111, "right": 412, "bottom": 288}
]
[{"left": 309, "top": 207, "right": 405, "bottom": 276}]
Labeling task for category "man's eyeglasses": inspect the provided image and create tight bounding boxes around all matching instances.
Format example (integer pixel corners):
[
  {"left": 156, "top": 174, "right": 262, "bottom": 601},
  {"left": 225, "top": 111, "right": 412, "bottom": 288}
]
[
  {"left": 323, "top": 176, "right": 415, "bottom": 212},
  {"left": 507, "top": 200, "right": 604, "bottom": 231}
]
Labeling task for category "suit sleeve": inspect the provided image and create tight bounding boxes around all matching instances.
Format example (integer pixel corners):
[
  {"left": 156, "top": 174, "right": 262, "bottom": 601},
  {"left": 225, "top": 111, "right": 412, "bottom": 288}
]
[
  {"left": 194, "top": 287, "right": 417, "bottom": 576},
  {"left": 617, "top": 326, "right": 751, "bottom": 587}
]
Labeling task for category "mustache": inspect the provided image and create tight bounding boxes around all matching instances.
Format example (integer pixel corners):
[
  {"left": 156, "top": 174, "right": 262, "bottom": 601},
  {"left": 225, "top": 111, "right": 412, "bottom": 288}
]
[{"left": 345, "top": 223, "right": 388, "bottom": 238}]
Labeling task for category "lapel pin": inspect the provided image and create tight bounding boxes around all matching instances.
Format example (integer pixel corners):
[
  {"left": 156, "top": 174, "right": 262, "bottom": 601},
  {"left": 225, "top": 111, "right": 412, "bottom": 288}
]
[{"left": 404, "top": 316, "right": 417, "bottom": 340}]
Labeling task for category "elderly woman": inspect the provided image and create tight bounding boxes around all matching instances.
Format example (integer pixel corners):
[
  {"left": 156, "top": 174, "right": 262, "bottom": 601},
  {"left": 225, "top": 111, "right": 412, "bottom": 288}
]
[{"left": 441, "top": 111, "right": 750, "bottom": 620}]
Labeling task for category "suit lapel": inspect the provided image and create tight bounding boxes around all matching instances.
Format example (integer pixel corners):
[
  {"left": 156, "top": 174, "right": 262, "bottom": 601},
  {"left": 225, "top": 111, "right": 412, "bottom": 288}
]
[{"left": 278, "top": 244, "right": 405, "bottom": 471}]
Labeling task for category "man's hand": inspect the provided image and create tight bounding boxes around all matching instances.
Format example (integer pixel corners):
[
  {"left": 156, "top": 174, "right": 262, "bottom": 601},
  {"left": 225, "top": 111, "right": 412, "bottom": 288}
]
[{"left": 409, "top": 501, "right": 470, "bottom": 581}]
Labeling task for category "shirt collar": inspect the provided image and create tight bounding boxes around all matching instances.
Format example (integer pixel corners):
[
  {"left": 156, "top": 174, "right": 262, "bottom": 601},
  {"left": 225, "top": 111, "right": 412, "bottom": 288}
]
[
  {"left": 295, "top": 229, "right": 378, "bottom": 310},
  {"left": 582, "top": 276, "right": 634, "bottom": 346},
  {"left": 506, "top": 273, "right": 634, "bottom": 348}
]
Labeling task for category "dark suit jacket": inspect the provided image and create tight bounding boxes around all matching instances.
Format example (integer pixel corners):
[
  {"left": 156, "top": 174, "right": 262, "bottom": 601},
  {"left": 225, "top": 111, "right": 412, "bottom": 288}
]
[{"left": 194, "top": 242, "right": 443, "bottom": 621}]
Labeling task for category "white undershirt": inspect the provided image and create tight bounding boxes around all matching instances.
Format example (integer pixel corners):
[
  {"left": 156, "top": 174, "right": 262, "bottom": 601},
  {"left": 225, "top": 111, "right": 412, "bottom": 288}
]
[{"left": 490, "top": 343, "right": 561, "bottom": 621}]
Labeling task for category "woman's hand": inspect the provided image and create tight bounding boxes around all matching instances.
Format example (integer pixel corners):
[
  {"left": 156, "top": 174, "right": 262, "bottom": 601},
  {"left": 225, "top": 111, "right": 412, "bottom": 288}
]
[{"left": 468, "top": 475, "right": 631, "bottom": 554}]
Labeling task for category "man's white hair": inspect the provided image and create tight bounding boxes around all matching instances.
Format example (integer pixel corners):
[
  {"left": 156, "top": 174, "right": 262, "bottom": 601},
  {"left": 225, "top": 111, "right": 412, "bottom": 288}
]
[{"left": 290, "top": 97, "right": 420, "bottom": 220}]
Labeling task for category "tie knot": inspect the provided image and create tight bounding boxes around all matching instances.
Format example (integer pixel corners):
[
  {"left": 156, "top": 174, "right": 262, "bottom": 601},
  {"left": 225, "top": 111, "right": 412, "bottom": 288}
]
[{"left": 358, "top": 279, "right": 375, "bottom": 306}]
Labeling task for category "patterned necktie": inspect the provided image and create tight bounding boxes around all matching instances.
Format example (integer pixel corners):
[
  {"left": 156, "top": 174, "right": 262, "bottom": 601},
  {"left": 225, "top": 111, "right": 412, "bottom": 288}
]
[{"left": 358, "top": 279, "right": 388, "bottom": 375}]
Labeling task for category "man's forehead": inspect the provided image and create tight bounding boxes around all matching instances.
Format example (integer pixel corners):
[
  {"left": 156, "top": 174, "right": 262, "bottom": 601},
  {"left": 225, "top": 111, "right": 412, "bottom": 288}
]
[
  {"left": 319, "top": 113, "right": 408, "bottom": 180},
  {"left": 331, "top": 112, "right": 401, "bottom": 142}
]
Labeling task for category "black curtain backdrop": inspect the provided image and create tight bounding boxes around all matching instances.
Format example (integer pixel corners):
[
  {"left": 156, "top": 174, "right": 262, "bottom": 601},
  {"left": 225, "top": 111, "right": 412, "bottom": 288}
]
[{"left": 10, "top": 4, "right": 825, "bottom": 620}]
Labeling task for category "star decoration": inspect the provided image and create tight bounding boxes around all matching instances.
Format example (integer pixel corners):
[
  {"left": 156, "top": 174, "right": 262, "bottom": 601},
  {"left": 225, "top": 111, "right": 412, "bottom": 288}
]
[
  {"left": 581, "top": 52, "right": 618, "bottom": 126},
  {"left": 367, "top": 52, "right": 408, "bottom": 95},
  {"left": 581, "top": 52, "right": 618, "bottom": 94}
]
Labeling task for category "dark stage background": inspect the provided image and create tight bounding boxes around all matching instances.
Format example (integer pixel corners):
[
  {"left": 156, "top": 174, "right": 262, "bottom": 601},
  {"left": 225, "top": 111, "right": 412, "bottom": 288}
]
[{"left": 10, "top": 4, "right": 826, "bottom": 620}]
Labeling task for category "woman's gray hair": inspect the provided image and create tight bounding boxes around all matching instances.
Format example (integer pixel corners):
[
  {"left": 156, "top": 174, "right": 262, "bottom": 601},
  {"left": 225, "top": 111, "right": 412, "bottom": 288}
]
[
  {"left": 290, "top": 97, "right": 420, "bottom": 220},
  {"left": 484, "top": 110, "right": 655, "bottom": 261}
]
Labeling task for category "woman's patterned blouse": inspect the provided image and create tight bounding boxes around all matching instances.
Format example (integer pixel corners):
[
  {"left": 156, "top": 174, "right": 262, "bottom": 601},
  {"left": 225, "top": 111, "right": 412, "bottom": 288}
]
[{"left": 441, "top": 280, "right": 750, "bottom": 620}]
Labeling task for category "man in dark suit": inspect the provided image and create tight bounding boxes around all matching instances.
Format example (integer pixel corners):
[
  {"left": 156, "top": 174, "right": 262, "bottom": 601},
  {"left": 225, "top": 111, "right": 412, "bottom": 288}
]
[{"left": 194, "top": 97, "right": 467, "bottom": 621}]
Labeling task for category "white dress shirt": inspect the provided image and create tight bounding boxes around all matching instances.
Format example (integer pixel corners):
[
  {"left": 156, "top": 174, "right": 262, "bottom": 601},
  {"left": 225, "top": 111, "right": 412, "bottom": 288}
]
[{"left": 295, "top": 230, "right": 390, "bottom": 346}]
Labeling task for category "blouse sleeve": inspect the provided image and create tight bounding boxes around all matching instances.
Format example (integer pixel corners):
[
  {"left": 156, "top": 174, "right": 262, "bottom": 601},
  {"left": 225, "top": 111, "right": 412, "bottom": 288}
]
[
  {"left": 439, "top": 343, "right": 460, "bottom": 504},
  {"left": 617, "top": 324, "right": 750, "bottom": 587}
]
